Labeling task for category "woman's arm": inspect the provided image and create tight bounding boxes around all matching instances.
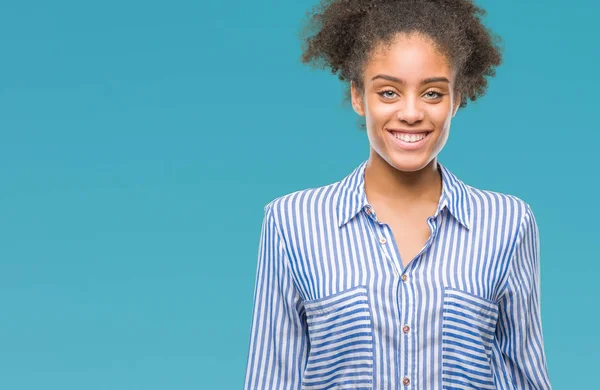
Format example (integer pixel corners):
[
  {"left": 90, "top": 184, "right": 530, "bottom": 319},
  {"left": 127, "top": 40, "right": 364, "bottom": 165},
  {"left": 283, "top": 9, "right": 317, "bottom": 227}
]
[
  {"left": 243, "top": 204, "right": 309, "bottom": 390},
  {"left": 496, "top": 204, "right": 552, "bottom": 389}
]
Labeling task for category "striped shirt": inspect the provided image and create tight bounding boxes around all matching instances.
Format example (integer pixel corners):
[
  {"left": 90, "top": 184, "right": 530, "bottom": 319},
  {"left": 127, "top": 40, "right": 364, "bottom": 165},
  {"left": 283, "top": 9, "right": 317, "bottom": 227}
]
[{"left": 243, "top": 159, "right": 552, "bottom": 390}]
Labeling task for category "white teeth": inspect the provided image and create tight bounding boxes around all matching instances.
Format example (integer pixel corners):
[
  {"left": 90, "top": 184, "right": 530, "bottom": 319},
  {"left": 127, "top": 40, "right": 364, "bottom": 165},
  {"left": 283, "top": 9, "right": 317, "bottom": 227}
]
[{"left": 392, "top": 132, "right": 428, "bottom": 143}]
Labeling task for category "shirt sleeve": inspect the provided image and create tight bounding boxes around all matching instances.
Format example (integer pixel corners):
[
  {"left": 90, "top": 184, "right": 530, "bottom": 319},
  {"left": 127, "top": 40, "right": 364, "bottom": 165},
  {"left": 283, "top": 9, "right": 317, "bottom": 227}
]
[
  {"left": 243, "top": 204, "right": 309, "bottom": 390},
  {"left": 496, "top": 204, "right": 552, "bottom": 389}
]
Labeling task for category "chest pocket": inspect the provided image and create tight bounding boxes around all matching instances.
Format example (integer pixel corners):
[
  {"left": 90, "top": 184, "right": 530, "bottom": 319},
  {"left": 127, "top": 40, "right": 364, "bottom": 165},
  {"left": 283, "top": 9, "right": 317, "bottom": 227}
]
[
  {"left": 441, "top": 286, "right": 499, "bottom": 390},
  {"left": 301, "top": 285, "right": 374, "bottom": 390}
]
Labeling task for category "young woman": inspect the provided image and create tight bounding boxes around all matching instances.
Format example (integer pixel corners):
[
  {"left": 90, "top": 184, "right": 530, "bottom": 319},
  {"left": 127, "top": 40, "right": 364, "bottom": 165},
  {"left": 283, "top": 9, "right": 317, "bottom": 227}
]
[{"left": 244, "top": 1, "right": 552, "bottom": 389}]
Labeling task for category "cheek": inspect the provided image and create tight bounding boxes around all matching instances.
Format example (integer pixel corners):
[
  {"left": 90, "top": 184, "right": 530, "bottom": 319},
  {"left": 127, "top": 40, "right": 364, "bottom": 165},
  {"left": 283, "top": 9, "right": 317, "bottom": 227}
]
[
  {"left": 428, "top": 103, "right": 453, "bottom": 128},
  {"left": 366, "top": 100, "right": 397, "bottom": 124}
]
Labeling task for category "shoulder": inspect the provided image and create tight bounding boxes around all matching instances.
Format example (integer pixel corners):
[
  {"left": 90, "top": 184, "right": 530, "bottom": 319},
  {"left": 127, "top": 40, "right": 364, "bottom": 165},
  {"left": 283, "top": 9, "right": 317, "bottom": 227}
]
[
  {"left": 465, "top": 184, "right": 536, "bottom": 245},
  {"left": 467, "top": 184, "right": 532, "bottom": 220},
  {"left": 262, "top": 181, "right": 343, "bottom": 227}
]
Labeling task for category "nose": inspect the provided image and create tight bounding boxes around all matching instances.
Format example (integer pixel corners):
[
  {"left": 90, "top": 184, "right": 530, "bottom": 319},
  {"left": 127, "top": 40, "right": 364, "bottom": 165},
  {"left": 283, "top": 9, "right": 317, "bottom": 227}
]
[{"left": 396, "top": 95, "right": 425, "bottom": 124}]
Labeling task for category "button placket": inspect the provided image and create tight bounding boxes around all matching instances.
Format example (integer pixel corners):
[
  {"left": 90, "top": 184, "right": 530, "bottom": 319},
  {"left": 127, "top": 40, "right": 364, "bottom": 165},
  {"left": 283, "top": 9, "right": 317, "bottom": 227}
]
[
  {"left": 364, "top": 216, "right": 402, "bottom": 277},
  {"left": 402, "top": 324, "right": 411, "bottom": 335},
  {"left": 399, "top": 271, "right": 413, "bottom": 388},
  {"left": 364, "top": 205, "right": 378, "bottom": 222}
]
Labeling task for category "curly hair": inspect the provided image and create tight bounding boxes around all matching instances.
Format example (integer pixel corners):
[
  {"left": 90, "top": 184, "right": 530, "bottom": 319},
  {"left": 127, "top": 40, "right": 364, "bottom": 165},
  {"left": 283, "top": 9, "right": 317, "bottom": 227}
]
[{"left": 299, "top": 0, "right": 503, "bottom": 110}]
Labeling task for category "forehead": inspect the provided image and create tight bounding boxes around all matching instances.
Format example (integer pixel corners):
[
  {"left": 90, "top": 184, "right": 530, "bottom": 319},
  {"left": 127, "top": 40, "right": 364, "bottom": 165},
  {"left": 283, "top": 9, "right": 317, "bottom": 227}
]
[{"left": 365, "top": 33, "right": 454, "bottom": 80}]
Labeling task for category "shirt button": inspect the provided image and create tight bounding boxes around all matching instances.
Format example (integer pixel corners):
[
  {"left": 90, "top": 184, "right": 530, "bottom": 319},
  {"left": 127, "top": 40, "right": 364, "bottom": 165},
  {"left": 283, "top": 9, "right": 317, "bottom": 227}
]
[
  {"left": 401, "top": 274, "right": 408, "bottom": 282},
  {"left": 402, "top": 376, "right": 410, "bottom": 386},
  {"left": 379, "top": 237, "right": 387, "bottom": 244},
  {"left": 366, "top": 208, "right": 371, "bottom": 214},
  {"left": 403, "top": 325, "right": 410, "bottom": 334}
]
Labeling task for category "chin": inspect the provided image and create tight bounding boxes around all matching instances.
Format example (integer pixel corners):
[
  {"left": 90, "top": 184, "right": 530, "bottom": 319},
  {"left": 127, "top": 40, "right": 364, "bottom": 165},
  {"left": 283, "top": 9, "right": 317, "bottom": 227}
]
[{"left": 386, "top": 153, "right": 433, "bottom": 173}]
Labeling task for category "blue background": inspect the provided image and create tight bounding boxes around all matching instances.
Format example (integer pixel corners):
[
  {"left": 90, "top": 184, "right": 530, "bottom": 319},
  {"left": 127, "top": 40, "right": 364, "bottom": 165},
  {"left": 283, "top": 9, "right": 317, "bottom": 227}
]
[{"left": 0, "top": 0, "right": 596, "bottom": 388}]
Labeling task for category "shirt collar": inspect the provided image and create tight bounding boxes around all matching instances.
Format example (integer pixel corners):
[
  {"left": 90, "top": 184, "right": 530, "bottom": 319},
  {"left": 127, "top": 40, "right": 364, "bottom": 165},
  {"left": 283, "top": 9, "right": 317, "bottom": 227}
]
[{"left": 336, "top": 159, "right": 473, "bottom": 230}]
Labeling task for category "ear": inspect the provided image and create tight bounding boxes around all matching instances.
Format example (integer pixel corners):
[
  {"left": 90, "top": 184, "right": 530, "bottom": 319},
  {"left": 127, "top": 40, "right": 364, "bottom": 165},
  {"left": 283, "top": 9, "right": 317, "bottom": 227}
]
[
  {"left": 350, "top": 81, "right": 365, "bottom": 116},
  {"left": 452, "top": 92, "right": 461, "bottom": 118}
]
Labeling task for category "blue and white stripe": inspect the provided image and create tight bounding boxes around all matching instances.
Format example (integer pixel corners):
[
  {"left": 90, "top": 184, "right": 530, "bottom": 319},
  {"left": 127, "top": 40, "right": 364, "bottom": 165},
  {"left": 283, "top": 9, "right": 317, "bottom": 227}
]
[{"left": 244, "top": 158, "right": 552, "bottom": 389}]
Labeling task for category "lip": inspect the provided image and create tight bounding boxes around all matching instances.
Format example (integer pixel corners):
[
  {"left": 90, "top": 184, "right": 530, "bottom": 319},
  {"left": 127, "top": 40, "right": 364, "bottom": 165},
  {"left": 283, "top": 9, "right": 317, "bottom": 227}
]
[
  {"left": 387, "top": 129, "right": 432, "bottom": 150},
  {"left": 387, "top": 129, "right": 433, "bottom": 134}
]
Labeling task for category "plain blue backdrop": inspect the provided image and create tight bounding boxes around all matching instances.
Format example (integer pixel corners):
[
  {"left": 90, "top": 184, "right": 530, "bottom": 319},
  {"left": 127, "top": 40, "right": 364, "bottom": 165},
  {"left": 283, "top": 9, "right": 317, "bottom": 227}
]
[{"left": 0, "top": 0, "right": 597, "bottom": 388}]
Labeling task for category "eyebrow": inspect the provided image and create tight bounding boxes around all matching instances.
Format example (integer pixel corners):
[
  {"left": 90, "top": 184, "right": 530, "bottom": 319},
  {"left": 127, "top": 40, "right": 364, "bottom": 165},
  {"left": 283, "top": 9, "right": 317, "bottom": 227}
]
[{"left": 371, "top": 74, "right": 450, "bottom": 85}]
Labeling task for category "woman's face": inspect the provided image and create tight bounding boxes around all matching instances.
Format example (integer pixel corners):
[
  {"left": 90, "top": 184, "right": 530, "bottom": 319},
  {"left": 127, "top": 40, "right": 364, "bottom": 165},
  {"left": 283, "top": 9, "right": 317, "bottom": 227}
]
[{"left": 351, "top": 32, "right": 461, "bottom": 173}]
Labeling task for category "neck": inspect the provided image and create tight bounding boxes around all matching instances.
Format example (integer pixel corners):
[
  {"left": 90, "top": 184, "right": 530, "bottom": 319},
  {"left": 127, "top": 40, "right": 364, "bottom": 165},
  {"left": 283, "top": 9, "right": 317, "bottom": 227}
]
[{"left": 364, "top": 152, "right": 442, "bottom": 209}]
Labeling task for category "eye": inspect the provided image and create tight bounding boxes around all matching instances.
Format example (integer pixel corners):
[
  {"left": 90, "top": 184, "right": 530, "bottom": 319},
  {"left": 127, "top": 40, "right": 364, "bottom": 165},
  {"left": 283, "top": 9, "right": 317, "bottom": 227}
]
[
  {"left": 376, "top": 89, "right": 398, "bottom": 100},
  {"left": 424, "top": 90, "right": 445, "bottom": 100}
]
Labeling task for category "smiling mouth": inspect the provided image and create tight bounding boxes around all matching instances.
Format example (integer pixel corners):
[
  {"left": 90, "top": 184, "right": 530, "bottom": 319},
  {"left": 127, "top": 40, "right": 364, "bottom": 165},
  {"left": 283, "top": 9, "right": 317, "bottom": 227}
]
[
  {"left": 388, "top": 130, "right": 432, "bottom": 143},
  {"left": 386, "top": 129, "right": 433, "bottom": 151}
]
